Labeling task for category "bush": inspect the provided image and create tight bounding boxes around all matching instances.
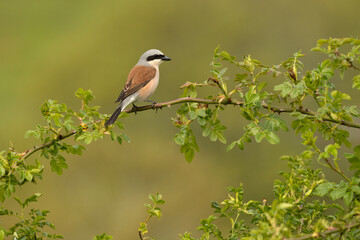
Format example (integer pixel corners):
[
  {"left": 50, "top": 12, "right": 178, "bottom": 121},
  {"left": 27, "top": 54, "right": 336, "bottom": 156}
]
[{"left": 1, "top": 38, "right": 360, "bottom": 239}]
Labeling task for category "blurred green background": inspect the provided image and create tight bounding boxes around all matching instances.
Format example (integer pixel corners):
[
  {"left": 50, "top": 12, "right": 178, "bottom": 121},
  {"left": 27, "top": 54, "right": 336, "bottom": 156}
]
[{"left": 1, "top": 0, "right": 360, "bottom": 239}]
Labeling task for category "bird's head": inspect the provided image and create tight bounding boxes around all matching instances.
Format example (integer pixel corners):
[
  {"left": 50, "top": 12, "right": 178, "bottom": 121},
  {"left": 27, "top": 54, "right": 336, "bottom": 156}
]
[{"left": 138, "top": 49, "right": 171, "bottom": 67}]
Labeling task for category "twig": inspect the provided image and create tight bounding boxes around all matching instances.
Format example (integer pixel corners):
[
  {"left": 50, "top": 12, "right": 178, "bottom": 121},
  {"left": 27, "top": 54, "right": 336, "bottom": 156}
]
[
  {"left": 20, "top": 130, "right": 78, "bottom": 161},
  {"left": 207, "top": 77, "right": 230, "bottom": 99},
  {"left": 346, "top": 58, "right": 360, "bottom": 71},
  {"left": 323, "top": 157, "right": 350, "bottom": 182}
]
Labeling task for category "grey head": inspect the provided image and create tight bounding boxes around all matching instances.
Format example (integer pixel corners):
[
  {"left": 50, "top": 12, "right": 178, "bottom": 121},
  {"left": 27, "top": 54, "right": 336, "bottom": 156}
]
[{"left": 136, "top": 49, "right": 171, "bottom": 67}]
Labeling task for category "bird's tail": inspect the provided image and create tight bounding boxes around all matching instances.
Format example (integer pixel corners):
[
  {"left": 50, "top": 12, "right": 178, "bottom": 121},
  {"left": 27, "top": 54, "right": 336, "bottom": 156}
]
[{"left": 105, "top": 105, "right": 123, "bottom": 126}]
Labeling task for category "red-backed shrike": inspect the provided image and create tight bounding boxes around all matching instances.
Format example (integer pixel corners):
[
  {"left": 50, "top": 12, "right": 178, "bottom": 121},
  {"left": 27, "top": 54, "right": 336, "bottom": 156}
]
[{"left": 105, "top": 49, "right": 171, "bottom": 126}]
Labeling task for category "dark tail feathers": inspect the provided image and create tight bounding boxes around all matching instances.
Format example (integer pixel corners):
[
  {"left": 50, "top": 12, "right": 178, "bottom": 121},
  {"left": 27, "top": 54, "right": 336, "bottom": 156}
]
[{"left": 105, "top": 106, "right": 122, "bottom": 126}]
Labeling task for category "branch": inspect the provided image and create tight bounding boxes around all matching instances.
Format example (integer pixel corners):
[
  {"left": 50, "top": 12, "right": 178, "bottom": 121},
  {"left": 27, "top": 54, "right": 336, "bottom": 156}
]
[
  {"left": 18, "top": 97, "right": 360, "bottom": 162},
  {"left": 323, "top": 157, "right": 350, "bottom": 182},
  {"left": 20, "top": 130, "right": 77, "bottom": 161},
  {"left": 286, "top": 222, "right": 360, "bottom": 240},
  {"left": 123, "top": 97, "right": 237, "bottom": 113},
  {"left": 123, "top": 97, "right": 360, "bottom": 129}
]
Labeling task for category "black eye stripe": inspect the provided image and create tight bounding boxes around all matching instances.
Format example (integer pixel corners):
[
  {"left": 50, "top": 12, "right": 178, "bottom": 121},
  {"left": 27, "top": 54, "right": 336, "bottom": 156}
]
[{"left": 146, "top": 54, "right": 165, "bottom": 61}]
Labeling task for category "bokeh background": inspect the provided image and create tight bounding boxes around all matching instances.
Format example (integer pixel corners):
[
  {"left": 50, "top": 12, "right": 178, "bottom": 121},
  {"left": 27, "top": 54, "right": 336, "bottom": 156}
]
[{"left": 1, "top": 0, "right": 360, "bottom": 239}]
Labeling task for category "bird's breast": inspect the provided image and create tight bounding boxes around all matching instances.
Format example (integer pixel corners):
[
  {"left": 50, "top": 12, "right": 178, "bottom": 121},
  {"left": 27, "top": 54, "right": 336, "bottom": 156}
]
[{"left": 137, "top": 69, "right": 159, "bottom": 100}]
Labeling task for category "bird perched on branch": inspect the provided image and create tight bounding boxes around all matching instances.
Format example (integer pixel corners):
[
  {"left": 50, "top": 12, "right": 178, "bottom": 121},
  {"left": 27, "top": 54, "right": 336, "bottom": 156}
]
[{"left": 105, "top": 49, "right": 171, "bottom": 126}]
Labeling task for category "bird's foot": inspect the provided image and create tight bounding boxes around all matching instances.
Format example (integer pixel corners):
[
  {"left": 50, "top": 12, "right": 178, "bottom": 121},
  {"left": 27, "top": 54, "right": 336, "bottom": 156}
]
[
  {"left": 145, "top": 100, "right": 159, "bottom": 111},
  {"left": 132, "top": 103, "right": 139, "bottom": 114}
]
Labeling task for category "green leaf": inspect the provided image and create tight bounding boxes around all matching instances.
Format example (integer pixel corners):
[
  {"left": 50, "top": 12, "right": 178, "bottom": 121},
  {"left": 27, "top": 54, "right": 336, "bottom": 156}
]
[
  {"left": 13, "top": 196, "right": 22, "bottom": 207},
  {"left": 351, "top": 185, "right": 360, "bottom": 194},
  {"left": 138, "top": 222, "right": 148, "bottom": 235},
  {"left": 0, "top": 166, "right": 5, "bottom": 177},
  {"left": 216, "top": 131, "right": 227, "bottom": 144},
  {"left": 315, "top": 182, "right": 333, "bottom": 196},
  {"left": 120, "top": 133, "right": 130, "bottom": 142},
  {"left": 278, "top": 203, "right": 293, "bottom": 209},
  {"left": 220, "top": 51, "right": 231, "bottom": 60},
  {"left": 226, "top": 141, "right": 237, "bottom": 152},
  {"left": 24, "top": 171, "right": 33, "bottom": 182},
  {"left": 237, "top": 140, "right": 245, "bottom": 150},
  {"left": 185, "top": 148, "right": 195, "bottom": 163},
  {"left": 325, "top": 144, "right": 340, "bottom": 158},
  {"left": 23, "top": 193, "right": 42, "bottom": 207},
  {"left": 329, "top": 187, "right": 347, "bottom": 200},
  {"left": 196, "top": 109, "right": 207, "bottom": 118},
  {"left": 115, "top": 136, "right": 122, "bottom": 145},
  {"left": 235, "top": 73, "right": 248, "bottom": 82},
  {"left": 258, "top": 82, "right": 267, "bottom": 92},
  {"left": 343, "top": 191, "right": 353, "bottom": 206},
  {"left": 93, "top": 233, "right": 113, "bottom": 240},
  {"left": 254, "top": 131, "right": 265, "bottom": 143},
  {"left": 189, "top": 111, "right": 197, "bottom": 120},
  {"left": 0, "top": 230, "right": 4, "bottom": 240},
  {"left": 265, "top": 132, "right": 279, "bottom": 144},
  {"left": 352, "top": 75, "right": 360, "bottom": 89},
  {"left": 116, "top": 121, "right": 125, "bottom": 130},
  {"left": 174, "top": 133, "right": 186, "bottom": 145},
  {"left": 274, "top": 82, "right": 292, "bottom": 97}
]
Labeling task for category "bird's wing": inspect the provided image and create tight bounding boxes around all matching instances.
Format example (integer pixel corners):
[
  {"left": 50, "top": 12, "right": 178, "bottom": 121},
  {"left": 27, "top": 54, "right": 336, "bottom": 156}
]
[{"left": 115, "top": 65, "right": 156, "bottom": 103}]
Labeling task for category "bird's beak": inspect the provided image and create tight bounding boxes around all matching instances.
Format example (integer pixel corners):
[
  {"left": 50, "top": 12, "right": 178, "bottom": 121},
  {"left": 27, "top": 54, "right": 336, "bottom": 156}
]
[{"left": 162, "top": 56, "right": 171, "bottom": 61}]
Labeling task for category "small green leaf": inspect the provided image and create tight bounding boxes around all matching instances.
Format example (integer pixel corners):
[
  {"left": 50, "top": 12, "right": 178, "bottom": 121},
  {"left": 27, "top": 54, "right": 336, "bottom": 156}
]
[
  {"left": 189, "top": 111, "right": 197, "bottom": 120},
  {"left": 226, "top": 141, "right": 237, "bottom": 152},
  {"left": 278, "top": 203, "right": 293, "bottom": 209},
  {"left": 0, "top": 229, "right": 4, "bottom": 240},
  {"left": 174, "top": 133, "right": 186, "bottom": 145},
  {"left": 138, "top": 222, "right": 148, "bottom": 235},
  {"left": 121, "top": 133, "right": 130, "bottom": 142},
  {"left": 196, "top": 109, "right": 207, "bottom": 118},
  {"left": 258, "top": 82, "right": 267, "bottom": 92},
  {"left": 237, "top": 140, "right": 245, "bottom": 150},
  {"left": 325, "top": 144, "right": 340, "bottom": 158},
  {"left": 329, "top": 187, "right": 347, "bottom": 200},
  {"left": 185, "top": 148, "right": 195, "bottom": 163},
  {"left": 0, "top": 166, "right": 5, "bottom": 177},
  {"left": 220, "top": 51, "right": 231, "bottom": 60},
  {"left": 315, "top": 182, "right": 333, "bottom": 196},
  {"left": 265, "top": 132, "right": 280, "bottom": 144},
  {"left": 216, "top": 131, "right": 227, "bottom": 144},
  {"left": 255, "top": 131, "right": 265, "bottom": 143},
  {"left": 352, "top": 75, "right": 360, "bottom": 89},
  {"left": 343, "top": 191, "right": 353, "bottom": 206},
  {"left": 24, "top": 171, "right": 33, "bottom": 182}
]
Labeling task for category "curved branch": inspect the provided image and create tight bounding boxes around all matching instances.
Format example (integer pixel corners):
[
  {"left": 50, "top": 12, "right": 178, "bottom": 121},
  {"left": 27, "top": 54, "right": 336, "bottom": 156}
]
[{"left": 19, "top": 97, "right": 360, "bottom": 161}]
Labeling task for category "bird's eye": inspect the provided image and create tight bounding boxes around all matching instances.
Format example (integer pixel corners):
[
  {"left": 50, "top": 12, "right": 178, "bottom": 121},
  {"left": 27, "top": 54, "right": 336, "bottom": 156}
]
[{"left": 146, "top": 54, "right": 164, "bottom": 61}]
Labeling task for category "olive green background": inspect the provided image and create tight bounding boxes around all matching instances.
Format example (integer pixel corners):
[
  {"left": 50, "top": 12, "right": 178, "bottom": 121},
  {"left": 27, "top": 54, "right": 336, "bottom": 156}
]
[{"left": 1, "top": 1, "right": 360, "bottom": 239}]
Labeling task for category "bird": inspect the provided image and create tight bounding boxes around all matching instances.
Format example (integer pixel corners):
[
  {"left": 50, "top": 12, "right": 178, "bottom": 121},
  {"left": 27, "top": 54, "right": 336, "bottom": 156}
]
[{"left": 105, "top": 49, "right": 171, "bottom": 126}]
